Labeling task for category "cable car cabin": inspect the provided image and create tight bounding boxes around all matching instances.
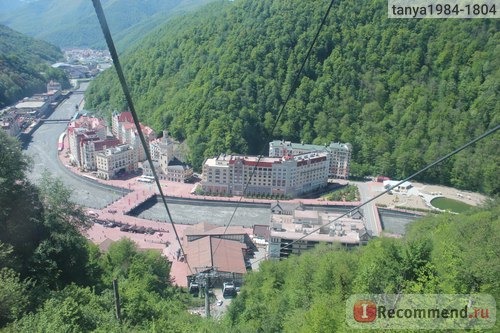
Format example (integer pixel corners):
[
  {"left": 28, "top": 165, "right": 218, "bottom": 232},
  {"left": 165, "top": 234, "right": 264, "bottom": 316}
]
[
  {"left": 189, "top": 282, "right": 199, "bottom": 295},
  {"left": 222, "top": 282, "right": 237, "bottom": 298}
]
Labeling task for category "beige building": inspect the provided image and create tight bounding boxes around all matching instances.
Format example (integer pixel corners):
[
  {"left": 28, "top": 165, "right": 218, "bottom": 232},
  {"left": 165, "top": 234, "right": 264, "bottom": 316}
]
[
  {"left": 184, "top": 223, "right": 256, "bottom": 287},
  {"left": 148, "top": 132, "right": 193, "bottom": 182},
  {"left": 201, "top": 152, "right": 330, "bottom": 197},
  {"left": 142, "top": 158, "right": 193, "bottom": 182},
  {"left": 67, "top": 116, "right": 108, "bottom": 168},
  {"left": 165, "top": 159, "right": 193, "bottom": 182},
  {"left": 96, "top": 144, "right": 138, "bottom": 180},
  {"left": 47, "top": 80, "right": 62, "bottom": 92},
  {"left": 14, "top": 100, "right": 49, "bottom": 118},
  {"left": 268, "top": 202, "right": 369, "bottom": 259},
  {"left": 269, "top": 140, "right": 352, "bottom": 179},
  {"left": 79, "top": 136, "right": 120, "bottom": 171},
  {"left": 112, "top": 111, "right": 156, "bottom": 162}
]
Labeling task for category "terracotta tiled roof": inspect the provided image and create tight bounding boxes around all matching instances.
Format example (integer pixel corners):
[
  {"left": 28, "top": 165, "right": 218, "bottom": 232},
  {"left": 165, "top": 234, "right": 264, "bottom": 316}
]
[
  {"left": 184, "top": 222, "right": 247, "bottom": 236},
  {"left": 94, "top": 138, "right": 120, "bottom": 151},
  {"left": 117, "top": 111, "right": 134, "bottom": 123}
]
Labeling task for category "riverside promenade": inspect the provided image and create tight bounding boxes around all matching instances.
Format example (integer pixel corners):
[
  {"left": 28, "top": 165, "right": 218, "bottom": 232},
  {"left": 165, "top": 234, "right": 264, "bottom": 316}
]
[{"left": 58, "top": 138, "right": 373, "bottom": 286}]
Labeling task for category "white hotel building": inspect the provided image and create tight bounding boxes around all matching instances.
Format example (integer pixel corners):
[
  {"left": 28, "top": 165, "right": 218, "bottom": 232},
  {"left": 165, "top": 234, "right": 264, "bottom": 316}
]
[
  {"left": 269, "top": 140, "right": 352, "bottom": 179},
  {"left": 201, "top": 152, "right": 329, "bottom": 197}
]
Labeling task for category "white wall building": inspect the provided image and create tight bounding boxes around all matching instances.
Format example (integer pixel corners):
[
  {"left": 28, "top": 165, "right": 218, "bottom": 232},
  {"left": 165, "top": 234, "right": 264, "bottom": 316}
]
[
  {"left": 269, "top": 140, "right": 352, "bottom": 179},
  {"left": 67, "top": 116, "right": 108, "bottom": 168},
  {"left": 148, "top": 132, "right": 193, "bottom": 182},
  {"left": 112, "top": 111, "right": 156, "bottom": 162},
  {"left": 201, "top": 152, "right": 330, "bottom": 197}
]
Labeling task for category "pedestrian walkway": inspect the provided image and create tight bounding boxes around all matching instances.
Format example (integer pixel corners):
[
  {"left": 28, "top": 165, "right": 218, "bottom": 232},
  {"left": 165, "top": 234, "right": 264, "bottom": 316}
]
[{"left": 59, "top": 144, "right": 366, "bottom": 286}]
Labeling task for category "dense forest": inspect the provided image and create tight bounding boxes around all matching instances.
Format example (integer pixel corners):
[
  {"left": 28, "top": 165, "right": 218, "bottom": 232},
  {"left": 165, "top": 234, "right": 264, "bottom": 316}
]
[
  {"left": 0, "top": 24, "right": 68, "bottom": 108},
  {"left": 85, "top": 0, "right": 499, "bottom": 195},
  {"left": 1, "top": 129, "right": 498, "bottom": 332},
  {"left": 0, "top": 0, "right": 216, "bottom": 49}
]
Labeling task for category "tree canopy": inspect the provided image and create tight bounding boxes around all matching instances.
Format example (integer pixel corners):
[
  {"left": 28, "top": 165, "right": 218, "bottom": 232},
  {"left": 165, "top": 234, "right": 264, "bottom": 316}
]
[
  {"left": 0, "top": 24, "right": 68, "bottom": 108},
  {"left": 0, "top": 131, "right": 212, "bottom": 331},
  {"left": 86, "top": 0, "right": 499, "bottom": 195}
]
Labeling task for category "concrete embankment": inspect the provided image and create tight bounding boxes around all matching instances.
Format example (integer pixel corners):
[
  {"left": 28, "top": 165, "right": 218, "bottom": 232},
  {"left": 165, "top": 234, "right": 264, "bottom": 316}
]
[{"left": 127, "top": 195, "right": 361, "bottom": 217}]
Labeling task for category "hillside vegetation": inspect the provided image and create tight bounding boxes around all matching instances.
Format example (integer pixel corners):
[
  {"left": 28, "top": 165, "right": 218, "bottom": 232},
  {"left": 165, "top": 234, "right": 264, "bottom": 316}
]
[
  {"left": 0, "top": 0, "right": 216, "bottom": 49},
  {"left": 0, "top": 24, "right": 68, "bottom": 107},
  {"left": 223, "top": 201, "right": 500, "bottom": 332},
  {"left": 0, "top": 129, "right": 215, "bottom": 332},
  {"left": 85, "top": 0, "right": 499, "bottom": 195}
]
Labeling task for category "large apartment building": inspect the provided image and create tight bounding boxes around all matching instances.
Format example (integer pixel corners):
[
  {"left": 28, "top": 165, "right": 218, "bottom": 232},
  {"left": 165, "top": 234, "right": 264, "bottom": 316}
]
[
  {"left": 201, "top": 152, "right": 329, "bottom": 197},
  {"left": 67, "top": 112, "right": 152, "bottom": 178},
  {"left": 67, "top": 116, "right": 108, "bottom": 169},
  {"left": 67, "top": 112, "right": 195, "bottom": 181},
  {"left": 269, "top": 140, "right": 352, "bottom": 179}
]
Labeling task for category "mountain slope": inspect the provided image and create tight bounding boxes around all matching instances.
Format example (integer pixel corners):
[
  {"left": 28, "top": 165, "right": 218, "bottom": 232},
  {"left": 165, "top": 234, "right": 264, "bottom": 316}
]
[
  {"left": 85, "top": 0, "right": 499, "bottom": 195},
  {"left": 0, "top": 0, "right": 216, "bottom": 49},
  {"left": 0, "top": 24, "right": 67, "bottom": 108}
]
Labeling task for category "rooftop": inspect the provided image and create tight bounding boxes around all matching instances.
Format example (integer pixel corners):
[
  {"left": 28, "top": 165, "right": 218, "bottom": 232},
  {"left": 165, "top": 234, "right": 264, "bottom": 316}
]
[
  {"left": 269, "top": 140, "right": 351, "bottom": 152},
  {"left": 185, "top": 236, "right": 247, "bottom": 275},
  {"left": 116, "top": 111, "right": 134, "bottom": 123},
  {"left": 184, "top": 222, "right": 247, "bottom": 237},
  {"left": 270, "top": 210, "right": 367, "bottom": 244},
  {"left": 15, "top": 101, "right": 47, "bottom": 109}
]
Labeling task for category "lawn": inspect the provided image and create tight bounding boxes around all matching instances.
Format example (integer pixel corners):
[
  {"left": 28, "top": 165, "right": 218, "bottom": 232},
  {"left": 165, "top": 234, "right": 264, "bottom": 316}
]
[
  {"left": 322, "top": 184, "right": 359, "bottom": 201},
  {"left": 430, "top": 197, "right": 473, "bottom": 213}
]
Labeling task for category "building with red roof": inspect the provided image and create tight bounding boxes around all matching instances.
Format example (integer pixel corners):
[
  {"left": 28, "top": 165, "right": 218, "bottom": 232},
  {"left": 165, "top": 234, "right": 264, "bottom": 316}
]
[
  {"left": 183, "top": 222, "right": 256, "bottom": 287},
  {"left": 201, "top": 152, "right": 330, "bottom": 197},
  {"left": 112, "top": 111, "right": 156, "bottom": 162}
]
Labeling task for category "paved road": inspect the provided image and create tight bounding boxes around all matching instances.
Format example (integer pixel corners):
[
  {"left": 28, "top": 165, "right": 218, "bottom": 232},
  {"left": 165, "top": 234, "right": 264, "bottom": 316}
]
[
  {"left": 352, "top": 181, "right": 380, "bottom": 236},
  {"left": 24, "top": 82, "right": 123, "bottom": 209}
]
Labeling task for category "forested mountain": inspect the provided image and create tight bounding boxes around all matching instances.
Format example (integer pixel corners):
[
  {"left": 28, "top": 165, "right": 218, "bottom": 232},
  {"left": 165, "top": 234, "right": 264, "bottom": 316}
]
[
  {"left": 0, "top": 0, "right": 217, "bottom": 49},
  {"left": 0, "top": 24, "right": 68, "bottom": 108},
  {"left": 85, "top": 0, "right": 499, "bottom": 195}
]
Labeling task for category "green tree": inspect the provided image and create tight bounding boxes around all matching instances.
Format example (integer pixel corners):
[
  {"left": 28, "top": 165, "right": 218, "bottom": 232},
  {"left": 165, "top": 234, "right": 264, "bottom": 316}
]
[{"left": 0, "top": 268, "right": 30, "bottom": 326}]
